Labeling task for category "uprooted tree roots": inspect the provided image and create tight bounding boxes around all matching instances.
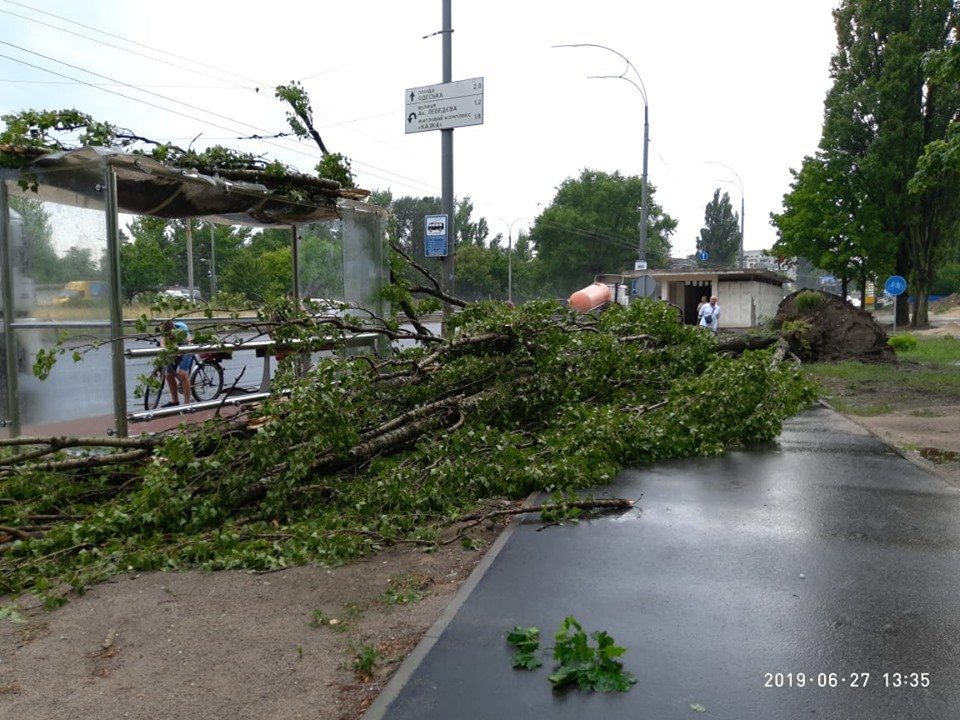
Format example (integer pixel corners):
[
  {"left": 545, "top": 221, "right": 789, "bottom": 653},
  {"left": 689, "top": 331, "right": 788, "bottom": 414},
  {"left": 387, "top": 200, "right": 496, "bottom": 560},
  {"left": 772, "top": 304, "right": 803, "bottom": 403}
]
[{"left": 0, "top": 299, "right": 817, "bottom": 606}]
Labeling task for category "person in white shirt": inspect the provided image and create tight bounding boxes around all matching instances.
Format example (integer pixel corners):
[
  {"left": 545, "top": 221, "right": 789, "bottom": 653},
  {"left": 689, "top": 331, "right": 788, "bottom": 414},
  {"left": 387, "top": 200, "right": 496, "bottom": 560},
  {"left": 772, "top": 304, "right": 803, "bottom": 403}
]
[{"left": 698, "top": 296, "right": 720, "bottom": 334}]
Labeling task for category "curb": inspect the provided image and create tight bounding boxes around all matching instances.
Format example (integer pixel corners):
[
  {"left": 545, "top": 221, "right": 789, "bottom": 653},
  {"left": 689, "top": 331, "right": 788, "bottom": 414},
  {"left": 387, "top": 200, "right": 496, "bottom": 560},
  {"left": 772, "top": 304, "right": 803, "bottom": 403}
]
[{"left": 361, "top": 492, "right": 537, "bottom": 720}]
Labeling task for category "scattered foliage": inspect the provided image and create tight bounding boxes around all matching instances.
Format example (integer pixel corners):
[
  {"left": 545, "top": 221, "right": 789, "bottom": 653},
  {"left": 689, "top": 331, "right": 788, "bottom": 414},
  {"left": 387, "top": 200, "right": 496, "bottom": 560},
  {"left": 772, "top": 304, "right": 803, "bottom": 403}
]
[
  {"left": 508, "top": 616, "right": 636, "bottom": 692},
  {"left": 507, "top": 626, "right": 543, "bottom": 670},
  {"left": 0, "top": 299, "right": 816, "bottom": 607},
  {"left": 548, "top": 616, "right": 636, "bottom": 692}
]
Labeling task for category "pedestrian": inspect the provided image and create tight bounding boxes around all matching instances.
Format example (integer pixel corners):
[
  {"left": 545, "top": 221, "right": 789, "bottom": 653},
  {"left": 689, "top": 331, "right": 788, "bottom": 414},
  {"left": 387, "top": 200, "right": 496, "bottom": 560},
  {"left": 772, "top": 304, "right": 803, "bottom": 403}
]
[
  {"left": 698, "top": 295, "right": 720, "bottom": 334},
  {"left": 696, "top": 294, "right": 708, "bottom": 316},
  {"left": 161, "top": 320, "right": 194, "bottom": 406}
]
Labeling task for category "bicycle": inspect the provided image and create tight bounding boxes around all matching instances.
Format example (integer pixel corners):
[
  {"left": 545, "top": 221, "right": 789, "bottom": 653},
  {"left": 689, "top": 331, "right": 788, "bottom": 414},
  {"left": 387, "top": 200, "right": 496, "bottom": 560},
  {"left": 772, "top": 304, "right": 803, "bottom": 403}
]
[{"left": 143, "top": 351, "right": 227, "bottom": 410}]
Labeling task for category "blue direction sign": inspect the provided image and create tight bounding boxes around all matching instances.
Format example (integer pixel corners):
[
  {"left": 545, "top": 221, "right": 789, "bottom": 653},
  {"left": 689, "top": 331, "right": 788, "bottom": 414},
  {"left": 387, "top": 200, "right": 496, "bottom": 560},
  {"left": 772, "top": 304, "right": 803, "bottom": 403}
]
[
  {"left": 884, "top": 275, "right": 907, "bottom": 296},
  {"left": 424, "top": 214, "right": 449, "bottom": 258},
  {"left": 697, "top": 250, "right": 709, "bottom": 262}
]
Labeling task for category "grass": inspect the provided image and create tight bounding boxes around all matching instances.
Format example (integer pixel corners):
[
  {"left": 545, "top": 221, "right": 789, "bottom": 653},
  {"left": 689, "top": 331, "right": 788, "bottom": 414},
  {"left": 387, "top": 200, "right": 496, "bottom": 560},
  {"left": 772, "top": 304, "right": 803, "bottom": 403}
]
[
  {"left": 895, "top": 335, "right": 960, "bottom": 364},
  {"left": 351, "top": 644, "right": 381, "bottom": 680},
  {"left": 806, "top": 334, "right": 960, "bottom": 412},
  {"left": 381, "top": 572, "right": 430, "bottom": 606},
  {"left": 829, "top": 400, "right": 894, "bottom": 416}
]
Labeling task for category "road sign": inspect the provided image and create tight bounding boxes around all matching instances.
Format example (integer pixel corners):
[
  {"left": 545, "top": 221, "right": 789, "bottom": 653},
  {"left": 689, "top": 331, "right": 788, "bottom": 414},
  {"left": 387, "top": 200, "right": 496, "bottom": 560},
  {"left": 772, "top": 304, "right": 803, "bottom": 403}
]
[
  {"left": 697, "top": 250, "right": 709, "bottom": 261},
  {"left": 424, "top": 214, "right": 449, "bottom": 258},
  {"left": 405, "top": 77, "right": 484, "bottom": 134},
  {"left": 884, "top": 275, "right": 907, "bottom": 296},
  {"left": 634, "top": 259, "right": 648, "bottom": 271}
]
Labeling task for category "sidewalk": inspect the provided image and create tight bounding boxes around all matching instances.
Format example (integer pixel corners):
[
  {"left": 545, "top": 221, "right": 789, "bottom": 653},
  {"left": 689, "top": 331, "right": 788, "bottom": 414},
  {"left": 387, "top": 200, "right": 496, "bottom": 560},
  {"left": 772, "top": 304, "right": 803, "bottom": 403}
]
[{"left": 366, "top": 405, "right": 960, "bottom": 719}]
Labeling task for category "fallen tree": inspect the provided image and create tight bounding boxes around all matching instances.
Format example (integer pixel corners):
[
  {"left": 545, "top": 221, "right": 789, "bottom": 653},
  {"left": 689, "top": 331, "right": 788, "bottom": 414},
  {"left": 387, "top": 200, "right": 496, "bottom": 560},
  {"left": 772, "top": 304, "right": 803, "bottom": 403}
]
[{"left": 0, "top": 298, "right": 816, "bottom": 606}]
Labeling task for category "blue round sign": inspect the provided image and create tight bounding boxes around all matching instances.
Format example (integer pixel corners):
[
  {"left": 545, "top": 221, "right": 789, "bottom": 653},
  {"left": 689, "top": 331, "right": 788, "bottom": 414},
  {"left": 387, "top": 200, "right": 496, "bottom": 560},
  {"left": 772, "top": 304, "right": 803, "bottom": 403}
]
[
  {"left": 884, "top": 275, "right": 907, "bottom": 296},
  {"left": 697, "top": 250, "right": 709, "bottom": 261}
]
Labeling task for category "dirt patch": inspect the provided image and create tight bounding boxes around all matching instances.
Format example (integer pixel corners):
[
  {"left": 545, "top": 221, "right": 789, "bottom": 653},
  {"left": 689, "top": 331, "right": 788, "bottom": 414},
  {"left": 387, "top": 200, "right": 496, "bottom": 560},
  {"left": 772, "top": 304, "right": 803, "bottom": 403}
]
[
  {"left": 0, "top": 520, "right": 506, "bottom": 720},
  {"left": 815, "top": 319, "right": 960, "bottom": 489}
]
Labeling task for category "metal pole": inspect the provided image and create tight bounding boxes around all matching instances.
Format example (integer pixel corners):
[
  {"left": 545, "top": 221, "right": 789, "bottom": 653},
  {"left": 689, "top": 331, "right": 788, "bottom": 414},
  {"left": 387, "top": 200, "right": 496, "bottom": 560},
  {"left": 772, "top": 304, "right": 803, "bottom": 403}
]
[
  {"left": 507, "top": 227, "right": 513, "bottom": 303},
  {"left": 739, "top": 193, "right": 745, "bottom": 269},
  {"left": 185, "top": 219, "right": 195, "bottom": 299},
  {"left": 210, "top": 223, "right": 217, "bottom": 298},
  {"left": 440, "top": 0, "right": 454, "bottom": 336},
  {"left": 639, "top": 103, "right": 649, "bottom": 264},
  {"left": 290, "top": 225, "right": 300, "bottom": 302},
  {"left": 0, "top": 181, "right": 21, "bottom": 437},
  {"left": 105, "top": 167, "right": 128, "bottom": 437}
]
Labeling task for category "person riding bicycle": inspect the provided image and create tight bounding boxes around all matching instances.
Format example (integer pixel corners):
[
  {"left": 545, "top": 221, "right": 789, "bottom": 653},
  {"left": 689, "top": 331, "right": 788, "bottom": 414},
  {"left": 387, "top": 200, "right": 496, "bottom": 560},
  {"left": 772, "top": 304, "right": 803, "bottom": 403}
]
[{"left": 161, "top": 320, "right": 194, "bottom": 406}]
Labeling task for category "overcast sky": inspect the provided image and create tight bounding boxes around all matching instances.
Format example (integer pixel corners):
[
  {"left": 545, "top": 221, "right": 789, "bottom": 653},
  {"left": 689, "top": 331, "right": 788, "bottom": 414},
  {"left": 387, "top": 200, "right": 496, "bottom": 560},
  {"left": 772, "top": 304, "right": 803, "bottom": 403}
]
[{"left": 1, "top": 0, "right": 840, "bottom": 258}]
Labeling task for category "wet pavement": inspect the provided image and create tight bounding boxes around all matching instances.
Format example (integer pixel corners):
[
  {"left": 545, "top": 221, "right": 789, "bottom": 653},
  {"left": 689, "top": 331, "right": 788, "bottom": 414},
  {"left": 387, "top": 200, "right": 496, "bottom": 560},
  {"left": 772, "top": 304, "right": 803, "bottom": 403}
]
[{"left": 366, "top": 405, "right": 960, "bottom": 719}]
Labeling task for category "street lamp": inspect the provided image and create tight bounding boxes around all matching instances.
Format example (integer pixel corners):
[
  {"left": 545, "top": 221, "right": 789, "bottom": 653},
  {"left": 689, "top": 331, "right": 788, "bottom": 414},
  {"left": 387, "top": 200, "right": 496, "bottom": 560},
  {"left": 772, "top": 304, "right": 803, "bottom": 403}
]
[
  {"left": 553, "top": 43, "right": 649, "bottom": 267},
  {"left": 497, "top": 217, "right": 528, "bottom": 303},
  {"left": 706, "top": 161, "right": 745, "bottom": 269}
]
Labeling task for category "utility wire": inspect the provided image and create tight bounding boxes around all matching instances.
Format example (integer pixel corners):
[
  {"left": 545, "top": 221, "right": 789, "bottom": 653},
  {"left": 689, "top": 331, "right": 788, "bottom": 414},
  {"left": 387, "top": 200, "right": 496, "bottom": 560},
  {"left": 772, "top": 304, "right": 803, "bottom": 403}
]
[
  {"left": 0, "top": 45, "right": 439, "bottom": 195},
  {"left": 0, "top": 0, "right": 266, "bottom": 89},
  {"left": 1, "top": 1, "right": 432, "bottom": 189}
]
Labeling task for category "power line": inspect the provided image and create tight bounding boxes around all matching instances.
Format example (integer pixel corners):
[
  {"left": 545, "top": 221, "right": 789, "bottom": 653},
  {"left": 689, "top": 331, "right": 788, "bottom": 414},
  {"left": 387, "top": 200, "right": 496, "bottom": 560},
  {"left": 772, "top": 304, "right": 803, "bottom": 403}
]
[
  {"left": 0, "top": 44, "right": 438, "bottom": 195},
  {"left": 0, "top": 0, "right": 266, "bottom": 89},
  {"left": 0, "top": 51, "right": 254, "bottom": 137},
  {"left": 0, "top": 40, "right": 275, "bottom": 136},
  {"left": 0, "top": 79, "right": 244, "bottom": 89},
  {"left": 0, "top": 21, "right": 441, "bottom": 198}
]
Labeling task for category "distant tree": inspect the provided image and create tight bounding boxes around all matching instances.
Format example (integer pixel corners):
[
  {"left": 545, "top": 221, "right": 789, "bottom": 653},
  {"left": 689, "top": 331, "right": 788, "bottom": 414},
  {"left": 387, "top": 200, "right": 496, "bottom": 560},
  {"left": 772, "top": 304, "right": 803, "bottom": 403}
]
[
  {"left": 771, "top": 151, "right": 895, "bottom": 300},
  {"left": 455, "top": 244, "right": 501, "bottom": 301},
  {"left": 120, "top": 223, "right": 168, "bottom": 299},
  {"left": 385, "top": 195, "right": 442, "bottom": 258},
  {"left": 815, "top": 0, "right": 960, "bottom": 325},
  {"left": 697, "top": 189, "right": 741, "bottom": 267},
  {"left": 7, "top": 195, "right": 60, "bottom": 283},
  {"left": 454, "top": 196, "right": 489, "bottom": 248},
  {"left": 530, "top": 169, "right": 675, "bottom": 296},
  {"left": 59, "top": 246, "right": 99, "bottom": 280},
  {"left": 298, "top": 223, "right": 343, "bottom": 299},
  {"left": 219, "top": 246, "right": 291, "bottom": 302}
]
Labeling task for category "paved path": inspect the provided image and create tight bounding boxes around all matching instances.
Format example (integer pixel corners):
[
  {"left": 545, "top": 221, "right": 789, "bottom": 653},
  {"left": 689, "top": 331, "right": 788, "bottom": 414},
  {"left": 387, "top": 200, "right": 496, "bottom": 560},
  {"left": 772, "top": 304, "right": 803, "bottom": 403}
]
[{"left": 367, "top": 405, "right": 960, "bottom": 719}]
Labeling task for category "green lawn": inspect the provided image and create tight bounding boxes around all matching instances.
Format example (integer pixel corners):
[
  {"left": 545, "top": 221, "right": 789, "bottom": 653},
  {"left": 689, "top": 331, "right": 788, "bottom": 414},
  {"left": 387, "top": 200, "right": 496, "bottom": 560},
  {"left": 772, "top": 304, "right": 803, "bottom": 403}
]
[{"left": 806, "top": 335, "right": 960, "bottom": 414}]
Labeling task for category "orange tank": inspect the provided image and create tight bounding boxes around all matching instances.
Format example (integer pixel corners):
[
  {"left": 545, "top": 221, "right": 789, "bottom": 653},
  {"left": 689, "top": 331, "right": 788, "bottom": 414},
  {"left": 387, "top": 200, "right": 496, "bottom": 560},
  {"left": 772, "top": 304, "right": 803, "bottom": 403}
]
[{"left": 568, "top": 282, "right": 612, "bottom": 313}]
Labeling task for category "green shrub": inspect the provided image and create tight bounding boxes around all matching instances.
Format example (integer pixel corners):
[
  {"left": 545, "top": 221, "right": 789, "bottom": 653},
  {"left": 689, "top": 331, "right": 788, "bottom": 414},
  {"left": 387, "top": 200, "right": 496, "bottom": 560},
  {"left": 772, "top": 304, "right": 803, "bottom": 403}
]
[{"left": 888, "top": 334, "right": 918, "bottom": 352}]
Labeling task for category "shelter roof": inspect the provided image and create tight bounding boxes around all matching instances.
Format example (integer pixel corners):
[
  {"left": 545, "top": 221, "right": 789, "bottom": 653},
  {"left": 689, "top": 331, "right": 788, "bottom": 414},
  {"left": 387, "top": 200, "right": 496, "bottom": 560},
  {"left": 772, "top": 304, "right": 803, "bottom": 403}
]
[{"left": 2, "top": 146, "right": 368, "bottom": 227}]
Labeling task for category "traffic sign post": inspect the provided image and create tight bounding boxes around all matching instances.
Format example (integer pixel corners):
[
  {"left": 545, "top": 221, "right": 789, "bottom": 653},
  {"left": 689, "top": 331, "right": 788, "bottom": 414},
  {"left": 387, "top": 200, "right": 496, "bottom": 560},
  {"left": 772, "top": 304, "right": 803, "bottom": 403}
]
[
  {"left": 884, "top": 275, "right": 907, "bottom": 334},
  {"left": 424, "top": 214, "right": 449, "bottom": 258},
  {"left": 405, "top": 77, "right": 484, "bottom": 134}
]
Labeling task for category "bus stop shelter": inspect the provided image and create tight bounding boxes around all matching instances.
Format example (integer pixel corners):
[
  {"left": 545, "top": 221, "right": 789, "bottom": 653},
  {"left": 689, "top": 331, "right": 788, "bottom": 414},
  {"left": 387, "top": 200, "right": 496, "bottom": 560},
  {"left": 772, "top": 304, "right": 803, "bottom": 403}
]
[{"left": 1, "top": 147, "right": 388, "bottom": 438}]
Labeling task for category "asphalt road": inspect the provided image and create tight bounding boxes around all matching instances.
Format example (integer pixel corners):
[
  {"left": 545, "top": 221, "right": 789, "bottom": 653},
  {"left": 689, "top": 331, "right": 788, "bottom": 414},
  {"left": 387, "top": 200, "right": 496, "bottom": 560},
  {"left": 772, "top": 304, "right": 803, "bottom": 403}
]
[{"left": 368, "top": 405, "right": 960, "bottom": 719}]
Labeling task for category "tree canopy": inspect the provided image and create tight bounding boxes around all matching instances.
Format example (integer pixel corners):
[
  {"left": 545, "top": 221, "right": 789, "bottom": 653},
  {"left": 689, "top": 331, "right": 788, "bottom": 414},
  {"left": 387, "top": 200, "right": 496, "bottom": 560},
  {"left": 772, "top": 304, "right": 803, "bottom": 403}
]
[
  {"left": 776, "top": 0, "right": 960, "bottom": 324},
  {"left": 530, "top": 169, "right": 675, "bottom": 297},
  {"left": 696, "top": 189, "right": 741, "bottom": 267}
]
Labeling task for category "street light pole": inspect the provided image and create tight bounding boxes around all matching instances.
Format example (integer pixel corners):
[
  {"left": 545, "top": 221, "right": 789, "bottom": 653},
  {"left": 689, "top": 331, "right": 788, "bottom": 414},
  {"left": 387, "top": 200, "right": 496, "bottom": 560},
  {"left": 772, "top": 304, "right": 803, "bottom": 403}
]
[
  {"left": 498, "top": 217, "right": 526, "bottom": 303},
  {"left": 706, "top": 161, "right": 745, "bottom": 269},
  {"left": 554, "top": 43, "right": 649, "bottom": 266}
]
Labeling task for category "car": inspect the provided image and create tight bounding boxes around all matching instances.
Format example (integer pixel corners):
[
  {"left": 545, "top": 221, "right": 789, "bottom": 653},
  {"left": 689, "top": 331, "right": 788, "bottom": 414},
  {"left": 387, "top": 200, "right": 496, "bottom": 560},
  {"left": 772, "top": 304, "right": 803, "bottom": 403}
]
[
  {"left": 160, "top": 286, "right": 203, "bottom": 302},
  {"left": 306, "top": 298, "right": 348, "bottom": 318}
]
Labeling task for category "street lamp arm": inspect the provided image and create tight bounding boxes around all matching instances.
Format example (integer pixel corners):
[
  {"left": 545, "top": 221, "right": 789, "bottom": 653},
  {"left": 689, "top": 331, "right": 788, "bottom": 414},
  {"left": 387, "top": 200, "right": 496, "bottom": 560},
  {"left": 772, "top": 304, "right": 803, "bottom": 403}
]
[
  {"left": 553, "top": 42, "right": 650, "bottom": 264},
  {"left": 553, "top": 43, "right": 648, "bottom": 105},
  {"left": 590, "top": 74, "right": 647, "bottom": 102}
]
